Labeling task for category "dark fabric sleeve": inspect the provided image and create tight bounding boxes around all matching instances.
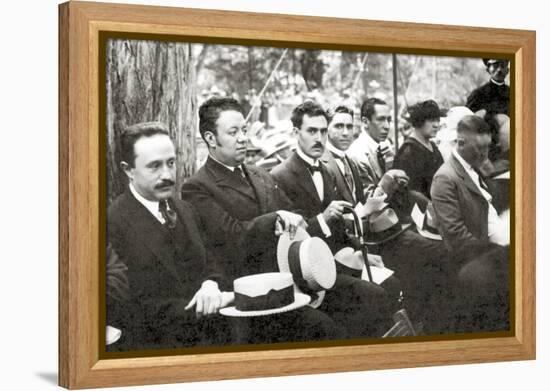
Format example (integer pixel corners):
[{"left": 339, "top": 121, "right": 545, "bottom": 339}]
[
  {"left": 393, "top": 143, "right": 425, "bottom": 195},
  {"left": 466, "top": 88, "right": 483, "bottom": 113}
]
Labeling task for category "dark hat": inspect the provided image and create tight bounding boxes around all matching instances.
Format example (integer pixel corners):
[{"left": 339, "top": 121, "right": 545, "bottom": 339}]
[
  {"left": 483, "top": 58, "right": 509, "bottom": 67},
  {"left": 364, "top": 207, "right": 412, "bottom": 245}
]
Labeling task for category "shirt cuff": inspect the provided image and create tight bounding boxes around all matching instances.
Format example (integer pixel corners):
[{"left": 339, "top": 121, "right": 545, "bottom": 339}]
[{"left": 317, "top": 214, "right": 332, "bottom": 238}]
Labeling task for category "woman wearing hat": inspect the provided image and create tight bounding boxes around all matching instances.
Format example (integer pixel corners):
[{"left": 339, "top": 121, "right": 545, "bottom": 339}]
[{"left": 393, "top": 100, "right": 445, "bottom": 199}]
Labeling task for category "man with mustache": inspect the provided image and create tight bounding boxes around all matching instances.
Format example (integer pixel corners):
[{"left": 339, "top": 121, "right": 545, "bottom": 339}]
[
  {"left": 106, "top": 122, "right": 231, "bottom": 351},
  {"left": 466, "top": 58, "right": 510, "bottom": 116},
  {"left": 270, "top": 101, "right": 399, "bottom": 338}
]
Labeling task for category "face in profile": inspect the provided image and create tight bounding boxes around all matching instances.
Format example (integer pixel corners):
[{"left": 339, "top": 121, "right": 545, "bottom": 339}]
[
  {"left": 206, "top": 110, "right": 248, "bottom": 167},
  {"left": 295, "top": 114, "right": 328, "bottom": 160},
  {"left": 417, "top": 118, "right": 441, "bottom": 139},
  {"left": 123, "top": 134, "right": 176, "bottom": 201},
  {"left": 328, "top": 112, "right": 354, "bottom": 151},
  {"left": 487, "top": 60, "right": 509, "bottom": 83},
  {"left": 458, "top": 132, "right": 492, "bottom": 169},
  {"left": 365, "top": 104, "right": 391, "bottom": 142}
]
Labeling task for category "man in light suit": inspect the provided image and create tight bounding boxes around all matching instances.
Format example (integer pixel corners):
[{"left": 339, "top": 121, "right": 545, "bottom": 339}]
[
  {"left": 106, "top": 122, "right": 231, "bottom": 351},
  {"left": 347, "top": 97, "right": 395, "bottom": 188},
  {"left": 431, "top": 115, "right": 509, "bottom": 332}
]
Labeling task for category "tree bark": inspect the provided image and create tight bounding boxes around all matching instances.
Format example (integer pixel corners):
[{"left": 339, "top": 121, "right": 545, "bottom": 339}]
[{"left": 106, "top": 39, "right": 197, "bottom": 205}]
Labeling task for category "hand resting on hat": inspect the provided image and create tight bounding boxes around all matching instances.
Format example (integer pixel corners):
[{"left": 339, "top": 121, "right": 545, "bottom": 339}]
[
  {"left": 275, "top": 210, "right": 309, "bottom": 240},
  {"left": 185, "top": 280, "right": 227, "bottom": 318}
]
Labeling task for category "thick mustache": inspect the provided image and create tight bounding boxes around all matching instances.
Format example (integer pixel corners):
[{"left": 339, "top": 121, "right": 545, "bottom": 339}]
[
  {"left": 155, "top": 180, "right": 175, "bottom": 189},
  {"left": 313, "top": 142, "right": 323, "bottom": 148}
]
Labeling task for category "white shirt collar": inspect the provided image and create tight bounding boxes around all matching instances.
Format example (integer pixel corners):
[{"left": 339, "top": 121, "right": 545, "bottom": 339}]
[
  {"left": 327, "top": 142, "right": 346, "bottom": 158},
  {"left": 129, "top": 183, "right": 164, "bottom": 223},
  {"left": 490, "top": 78, "right": 506, "bottom": 86},
  {"left": 296, "top": 146, "right": 319, "bottom": 167},
  {"left": 209, "top": 153, "right": 240, "bottom": 172}
]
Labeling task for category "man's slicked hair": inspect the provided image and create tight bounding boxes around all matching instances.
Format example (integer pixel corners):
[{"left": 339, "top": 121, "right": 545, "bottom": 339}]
[
  {"left": 120, "top": 121, "right": 170, "bottom": 167},
  {"left": 291, "top": 100, "right": 329, "bottom": 129},
  {"left": 198, "top": 97, "right": 244, "bottom": 141},
  {"left": 328, "top": 105, "right": 354, "bottom": 124},
  {"left": 360, "top": 97, "right": 387, "bottom": 121},
  {"left": 456, "top": 115, "right": 491, "bottom": 136}
]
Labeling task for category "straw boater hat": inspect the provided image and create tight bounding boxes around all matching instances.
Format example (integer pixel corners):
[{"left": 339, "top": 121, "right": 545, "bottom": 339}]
[
  {"left": 364, "top": 207, "right": 412, "bottom": 246},
  {"left": 277, "top": 227, "right": 337, "bottom": 308},
  {"left": 219, "top": 272, "right": 310, "bottom": 317},
  {"left": 411, "top": 203, "right": 442, "bottom": 241}
]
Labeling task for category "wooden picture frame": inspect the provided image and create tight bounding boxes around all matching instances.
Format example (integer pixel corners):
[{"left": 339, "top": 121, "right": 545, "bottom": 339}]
[{"left": 58, "top": 1, "right": 536, "bottom": 389}]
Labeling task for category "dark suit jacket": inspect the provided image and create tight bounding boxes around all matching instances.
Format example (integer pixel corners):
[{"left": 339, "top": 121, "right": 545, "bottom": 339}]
[
  {"left": 321, "top": 149, "right": 366, "bottom": 205},
  {"left": 430, "top": 154, "right": 490, "bottom": 259},
  {"left": 181, "top": 157, "right": 296, "bottom": 281},
  {"left": 107, "top": 190, "right": 223, "bottom": 350},
  {"left": 466, "top": 81, "right": 510, "bottom": 115},
  {"left": 270, "top": 151, "right": 348, "bottom": 252}
]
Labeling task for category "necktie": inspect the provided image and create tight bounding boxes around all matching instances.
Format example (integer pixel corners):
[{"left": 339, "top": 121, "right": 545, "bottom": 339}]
[
  {"left": 159, "top": 199, "right": 177, "bottom": 228},
  {"left": 234, "top": 166, "right": 245, "bottom": 178},
  {"left": 376, "top": 147, "right": 386, "bottom": 173},
  {"left": 474, "top": 168, "right": 490, "bottom": 192},
  {"left": 335, "top": 154, "right": 354, "bottom": 193}
]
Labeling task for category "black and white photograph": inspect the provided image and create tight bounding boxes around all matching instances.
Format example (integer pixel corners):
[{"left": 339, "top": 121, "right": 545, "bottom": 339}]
[{"left": 103, "top": 37, "right": 512, "bottom": 353}]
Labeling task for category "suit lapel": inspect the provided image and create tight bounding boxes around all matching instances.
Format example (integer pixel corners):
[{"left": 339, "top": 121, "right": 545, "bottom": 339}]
[
  {"left": 450, "top": 154, "right": 484, "bottom": 198},
  {"left": 321, "top": 152, "right": 354, "bottom": 204},
  {"left": 288, "top": 152, "right": 323, "bottom": 207},
  {"left": 244, "top": 165, "right": 270, "bottom": 213},
  {"left": 206, "top": 158, "right": 257, "bottom": 202},
  {"left": 118, "top": 192, "right": 184, "bottom": 285}
]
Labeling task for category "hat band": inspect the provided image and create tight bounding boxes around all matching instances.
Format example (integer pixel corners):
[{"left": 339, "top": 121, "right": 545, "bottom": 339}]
[
  {"left": 288, "top": 241, "right": 321, "bottom": 294},
  {"left": 234, "top": 285, "right": 294, "bottom": 312},
  {"left": 335, "top": 262, "right": 362, "bottom": 279},
  {"left": 367, "top": 221, "right": 403, "bottom": 243}
]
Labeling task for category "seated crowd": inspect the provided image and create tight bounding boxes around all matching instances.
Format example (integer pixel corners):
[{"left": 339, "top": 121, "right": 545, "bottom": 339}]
[{"left": 106, "top": 58, "right": 511, "bottom": 351}]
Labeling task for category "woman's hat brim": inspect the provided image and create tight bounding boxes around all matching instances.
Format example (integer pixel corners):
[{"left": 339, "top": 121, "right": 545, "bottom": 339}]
[{"left": 219, "top": 292, "right": 310, "bottom": 317}]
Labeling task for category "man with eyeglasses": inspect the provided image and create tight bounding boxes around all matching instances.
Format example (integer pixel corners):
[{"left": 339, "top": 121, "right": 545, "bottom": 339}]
[{"left": 466, "top": 58, "right": 510, "bottom": 116}]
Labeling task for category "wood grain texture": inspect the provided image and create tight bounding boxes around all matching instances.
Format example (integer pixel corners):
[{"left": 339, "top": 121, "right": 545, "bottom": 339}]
[{"left": 58, "top": 1, "right": 536, "bottom": 389}]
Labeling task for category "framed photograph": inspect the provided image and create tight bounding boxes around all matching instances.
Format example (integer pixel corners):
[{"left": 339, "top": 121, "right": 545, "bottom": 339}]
[{"left": 59, "top": 1, "right": 535, "bottom": 389}]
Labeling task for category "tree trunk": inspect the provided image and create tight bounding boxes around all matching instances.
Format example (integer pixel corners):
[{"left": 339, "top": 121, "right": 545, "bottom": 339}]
[{"left": 106, "top": 39, "right": 197, "bottom": 205}]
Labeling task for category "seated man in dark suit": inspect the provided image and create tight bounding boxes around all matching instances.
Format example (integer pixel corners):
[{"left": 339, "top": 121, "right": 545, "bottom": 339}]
[
  {"left": 271, "top": 101, "right": 400, "bottom": 338},
  {"left": 431, "top": 115, "right": 510, "bottom": 332},
  {"left": 106, "top": 122, "right": 232, "bottom": 351},
  {"left": 181, "top": 97, "right": 343, "bottom": 343}
]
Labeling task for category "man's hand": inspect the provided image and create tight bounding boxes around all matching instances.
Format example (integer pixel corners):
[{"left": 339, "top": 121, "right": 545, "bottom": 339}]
[
  {"left": 184, "top": 280, "right": 222, "bottom": 318},
  {"left": 322, "top": 200, "right": 353, "bottom": 223},
  {"left": 275, "top": 210, "right": 308, "bottom": 239}
]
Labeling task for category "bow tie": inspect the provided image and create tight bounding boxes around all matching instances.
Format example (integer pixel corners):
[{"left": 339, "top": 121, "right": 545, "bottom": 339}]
[{"left": 307, "top": 164, "right": 321, "bottom": 174}]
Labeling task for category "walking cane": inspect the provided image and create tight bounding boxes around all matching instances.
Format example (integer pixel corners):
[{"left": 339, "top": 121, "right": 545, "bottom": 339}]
[{"left": 342, "top": 205, "right": 373, "bottom": 283}]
